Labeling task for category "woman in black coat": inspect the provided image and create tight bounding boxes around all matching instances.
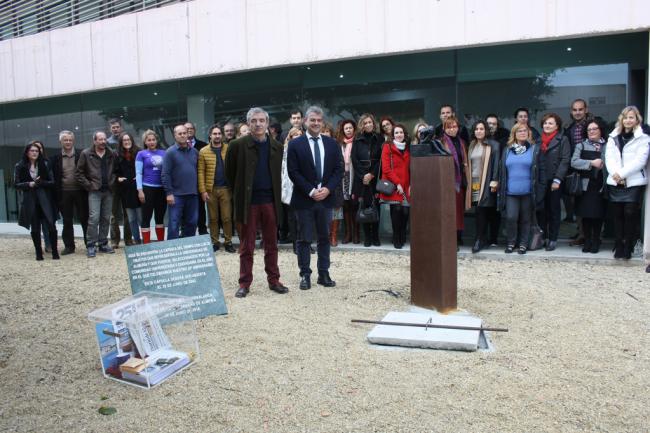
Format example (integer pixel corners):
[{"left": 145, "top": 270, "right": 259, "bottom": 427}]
[
  {"left": 537, "top": 113, "right": 571, "bottom": 251},
  {"left": 15, "top": 143, "right": 59, "bottom": 260},
  {"left": 114, "top": 132, "right": 142, "bottom": 244},
  {"left": 570, "top": 119, "right": 608, "bottom": 253},
  {"left": 351, "top": 113, "right": 383, "bottom": 247},
  {"left": 466, "top": 120, "right": 500, "bottom": 253}
]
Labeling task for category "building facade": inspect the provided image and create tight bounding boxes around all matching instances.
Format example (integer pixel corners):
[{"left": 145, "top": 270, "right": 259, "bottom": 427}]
[{"left": 0, "top": 0, "right": 649, "bottom": 222}]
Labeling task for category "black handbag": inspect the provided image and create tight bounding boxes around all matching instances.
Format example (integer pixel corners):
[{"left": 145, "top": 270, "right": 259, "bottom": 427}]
[
  {"left": 376, "top": 149, "right": 396, "bottom": 195},
  {"left": 528, "top": 224, "right": 544, "bottom": 251},
  {"left": 563, "top": 172, "right": 582, "bottom": 196},
  {"left": 356, "top": 197, "right": 379, "bottom": 224},
  {"left": 527, "top": 211, "right": 544, "bottom": 251}
]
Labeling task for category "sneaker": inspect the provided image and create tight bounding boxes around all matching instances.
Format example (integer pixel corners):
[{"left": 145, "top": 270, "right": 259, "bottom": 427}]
[
  {"left": 99, "top": 244, "right": 115, "bottom": 254},
  {"left": 87, "top": 245, "right": 97, "bottom": 258}
]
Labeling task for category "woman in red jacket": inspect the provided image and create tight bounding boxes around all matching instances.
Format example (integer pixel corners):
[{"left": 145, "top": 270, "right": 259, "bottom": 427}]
[{"left": 378, "top": 123, "right": 411, "bottom": 249}]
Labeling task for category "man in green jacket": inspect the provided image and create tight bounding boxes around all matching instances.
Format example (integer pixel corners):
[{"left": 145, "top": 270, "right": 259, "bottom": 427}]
[{"left": 225, "top": 107, "right": 288, "bottom": 298}]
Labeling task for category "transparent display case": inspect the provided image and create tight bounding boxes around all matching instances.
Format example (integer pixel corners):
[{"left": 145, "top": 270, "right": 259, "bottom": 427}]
[{"left": 88, "top": 292, "right": 199, "bottom": 389}]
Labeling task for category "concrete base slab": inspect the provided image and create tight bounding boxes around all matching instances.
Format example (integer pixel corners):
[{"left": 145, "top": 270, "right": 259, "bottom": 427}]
[{"left": 367, "top": 311, "right": 483, "bottom": 352}]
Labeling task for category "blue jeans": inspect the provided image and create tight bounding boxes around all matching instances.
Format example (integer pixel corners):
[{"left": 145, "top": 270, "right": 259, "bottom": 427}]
[
  {"left": 167, "top": 194, "right": 198, "bottom": 240},
  {"left": 88, "top": 190, "right": 113, "bottom": 247},
  {"left": 125, "top": 207, "right": 142, "bottom": 241},
  {"left": 295, "top": 202, "right": 332, "bottom": 276}
]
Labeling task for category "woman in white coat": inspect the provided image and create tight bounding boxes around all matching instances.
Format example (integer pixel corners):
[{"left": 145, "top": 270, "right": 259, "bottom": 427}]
[
  {"left": 281, "top": 127, "right": 304, "bottom": 253},
  {"left": 643, "top": 153, "right": 650, "bottom": 274},
  {"left": 604, "top": 106, "right": 649, "bottom": 260}
]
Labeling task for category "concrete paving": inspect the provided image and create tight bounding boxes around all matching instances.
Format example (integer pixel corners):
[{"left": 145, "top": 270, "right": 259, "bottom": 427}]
[{"left": 0, "top": 222, "right": 643, "bottom": 265}]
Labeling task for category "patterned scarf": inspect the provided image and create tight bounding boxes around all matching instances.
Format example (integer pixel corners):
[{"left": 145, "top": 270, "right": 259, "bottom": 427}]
[
  {"left": 441, "top": 134, "right": 463, "bottom": 192},
  {"left": 511, "top": 142, "right": 528, "bottom": 155}
]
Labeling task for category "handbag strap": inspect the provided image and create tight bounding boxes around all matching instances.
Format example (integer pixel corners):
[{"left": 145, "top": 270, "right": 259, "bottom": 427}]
[{"left": 380, "top": 143, "right": 394, "bottom": 178}]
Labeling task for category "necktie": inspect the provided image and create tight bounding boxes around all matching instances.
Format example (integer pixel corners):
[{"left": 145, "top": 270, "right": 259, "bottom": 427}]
[{"left": 311, "top": 136, "right": 322, "bottom": 183}]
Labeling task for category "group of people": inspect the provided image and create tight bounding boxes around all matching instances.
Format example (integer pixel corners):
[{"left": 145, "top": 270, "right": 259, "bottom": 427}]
[
  {"left": 403, "top": 101, "right": 649, "bottom": 273},
  {"left": 14, "top": 100, "right": 650, "bottom": 281}
]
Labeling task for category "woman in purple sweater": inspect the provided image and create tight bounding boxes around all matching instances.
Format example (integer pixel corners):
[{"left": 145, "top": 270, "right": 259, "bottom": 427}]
[{"left": 135, "top": 130, "right": 167, "bottom": 243}]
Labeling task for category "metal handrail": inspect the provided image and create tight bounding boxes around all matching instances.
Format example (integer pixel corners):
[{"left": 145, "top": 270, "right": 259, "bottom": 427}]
[{"left": 0, "top": 0, "right": 181, "bottom": 41}]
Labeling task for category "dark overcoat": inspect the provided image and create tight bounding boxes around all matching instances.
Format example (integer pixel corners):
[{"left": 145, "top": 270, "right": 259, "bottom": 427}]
[
  {"left": 225, "top": 134, "right": 283, "bottom": 225},
  {"left": 14, "top": 159, "right": 57, "bottom": 230}
]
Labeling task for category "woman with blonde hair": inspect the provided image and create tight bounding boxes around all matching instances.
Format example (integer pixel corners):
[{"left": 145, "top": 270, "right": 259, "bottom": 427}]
[
  {"left": 411, "top": 121, "right": 429, "bottom": 145},
  {"left": 281, "top": 127, "right": 304, "bottom": 252},
  {"left": 135, "top": 129, "right": 167, "bottom": 243},
  {"left": 498, "top": 123, "right": 546, "bottom": 254},
  {"left": 351, "top": 113, "right": 383, "bottom": 246},
  {"left": 643, "top": 158, "right": 650, "bottom": 273},
  {"left": 604, "top": 105, "right": 649, "bottom": 259}
]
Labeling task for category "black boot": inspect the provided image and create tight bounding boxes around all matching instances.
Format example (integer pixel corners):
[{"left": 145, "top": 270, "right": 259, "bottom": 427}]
[
  {"left": 31, "top": 232, "right": 44, "bottom": 261},
  {"left": 623, "top": 239, "right": 634, "bottom": 260},
  {"left": 363, "top": 224, "right": 372, "bottom": 247},
  {"left": 582, "top": 227, "right": 592, "bottom": 253},
  {"left": 614, "top": 240, "right": 625, "bottom": 259},
  {"left": 390, "top": 206, "right": 401, "bottom": 248},
  {"left": 372, "top": 223, "right": 381, "bottom": 247},
  {"left": 50, "top": 229, "right": 60, "bottom": 260}
]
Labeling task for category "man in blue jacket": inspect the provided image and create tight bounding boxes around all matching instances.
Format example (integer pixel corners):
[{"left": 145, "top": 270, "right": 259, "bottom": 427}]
[
  {"left": 287, "top": 106, "right": 343, "bottom": 290},
  {"left": 161, "top": 124, "right": 199, "bottom": 240}
]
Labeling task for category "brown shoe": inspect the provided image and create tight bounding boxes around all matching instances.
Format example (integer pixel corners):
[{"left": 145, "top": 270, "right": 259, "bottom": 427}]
[
  {"left": 329, "top": 220, "right": 339, "bottom": 247},
  {"left": 569, "top": 237, "right": 584, "bottom": 247}
]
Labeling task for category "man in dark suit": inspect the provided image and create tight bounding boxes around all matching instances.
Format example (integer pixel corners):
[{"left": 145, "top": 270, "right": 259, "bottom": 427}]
[{"left": 287, "top": 106, "right": 343, "bottom": 290}]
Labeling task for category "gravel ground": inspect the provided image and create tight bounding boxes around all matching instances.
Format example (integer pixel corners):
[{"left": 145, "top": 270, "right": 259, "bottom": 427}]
[{"left": 0, "top": 236, "right": 648, "bottom": 433}]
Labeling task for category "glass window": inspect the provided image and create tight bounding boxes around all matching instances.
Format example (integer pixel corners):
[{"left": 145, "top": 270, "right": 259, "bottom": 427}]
[{"left": 0, "top": 32, "right": 647, "bottom": 222}]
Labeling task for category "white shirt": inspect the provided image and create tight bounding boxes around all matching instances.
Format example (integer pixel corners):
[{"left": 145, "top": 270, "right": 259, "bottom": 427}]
[{"left": 307, "top": 134, "right": 325, "bottom": 195}]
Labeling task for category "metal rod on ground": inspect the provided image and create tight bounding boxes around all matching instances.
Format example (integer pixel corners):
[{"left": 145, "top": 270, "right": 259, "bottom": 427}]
[{"left": 351, "top": 319, "right": 509, "bottom": 332}]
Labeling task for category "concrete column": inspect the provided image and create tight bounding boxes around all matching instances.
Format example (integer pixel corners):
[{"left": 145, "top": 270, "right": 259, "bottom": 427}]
[{"left": 187, "top": 94, "right": 214, "bottom": 142}]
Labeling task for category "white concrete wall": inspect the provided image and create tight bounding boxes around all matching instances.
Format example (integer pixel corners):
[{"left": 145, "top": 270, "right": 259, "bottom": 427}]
[{"left": 0, "top": 0, "right": 648, "bottom": 103}]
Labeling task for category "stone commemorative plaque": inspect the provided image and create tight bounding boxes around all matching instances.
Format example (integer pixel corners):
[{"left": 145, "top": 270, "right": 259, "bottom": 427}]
[{"left": 126, "top": 234, "right": 227, "bottom": 319}]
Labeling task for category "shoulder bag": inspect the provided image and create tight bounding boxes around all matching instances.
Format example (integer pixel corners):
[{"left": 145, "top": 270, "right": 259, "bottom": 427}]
[
  {"left": 356, "top": 197, "right": 379, "bottom": 224},
  {"left": 528, "top": 213, "right": 544, "bottom": 251},
  {"left": 563, "top": 172, "right": 582, "bottom": 196},
  {"left": 376, "top": 147, "right": 396, "bottom": 195}
]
